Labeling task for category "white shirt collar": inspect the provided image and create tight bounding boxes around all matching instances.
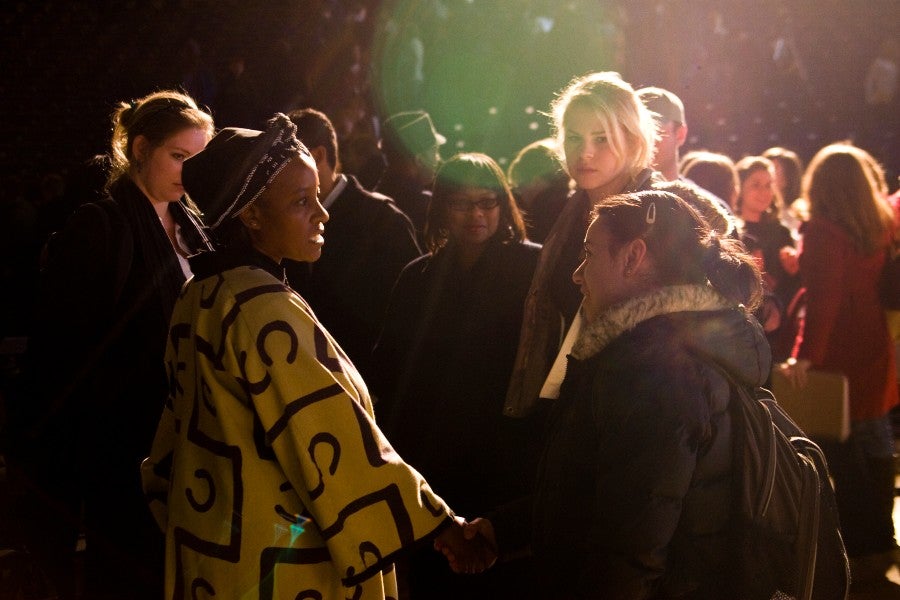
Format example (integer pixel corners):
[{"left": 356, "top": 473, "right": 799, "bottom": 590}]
[{"left": 321, "top": 174, "right": 348, "bottom": 210}]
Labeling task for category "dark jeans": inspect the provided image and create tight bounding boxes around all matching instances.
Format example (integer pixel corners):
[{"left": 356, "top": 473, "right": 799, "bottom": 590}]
[{"left": 820, "top": 415, "right": 897, "bottom": 558}]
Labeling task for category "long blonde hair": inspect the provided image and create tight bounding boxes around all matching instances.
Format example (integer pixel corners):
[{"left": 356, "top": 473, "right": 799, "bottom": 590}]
[{"left": 802, "top": 143, "right": 894, "bottom": 254}]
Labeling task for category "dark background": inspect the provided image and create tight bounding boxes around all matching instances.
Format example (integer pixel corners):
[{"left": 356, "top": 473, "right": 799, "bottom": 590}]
[
  {"left": 0, "top": 0, "right": 898, "bottom": 338},
  {"left": 2, "top": 0, "right": 897, "bottom": 184}
]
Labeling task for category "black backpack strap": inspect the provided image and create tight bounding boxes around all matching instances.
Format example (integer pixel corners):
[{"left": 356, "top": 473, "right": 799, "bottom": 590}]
[{"left": 708, "top": 361, "right": 822, "bottom": 600}]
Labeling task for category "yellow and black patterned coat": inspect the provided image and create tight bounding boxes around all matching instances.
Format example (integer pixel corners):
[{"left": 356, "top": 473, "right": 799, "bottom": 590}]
[{"left": 142, "top": 249, "right": 452, "bottom": 599}]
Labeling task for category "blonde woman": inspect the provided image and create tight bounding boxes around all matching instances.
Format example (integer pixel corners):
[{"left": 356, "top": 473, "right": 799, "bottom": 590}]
[{"left": 505, "top": 72, "right": 730, "bottom": 417}]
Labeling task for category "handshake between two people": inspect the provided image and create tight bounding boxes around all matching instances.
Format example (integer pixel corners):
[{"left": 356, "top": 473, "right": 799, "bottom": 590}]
[{"left": 433, "top": 516, "right": 498, "bottom": 574}]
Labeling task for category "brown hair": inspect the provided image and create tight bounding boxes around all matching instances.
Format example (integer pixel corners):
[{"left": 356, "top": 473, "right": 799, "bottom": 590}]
[
  {"left": 680, "top": 150, "right": 739, "bottom": 210},
  {"left": 592, "top": 190, "right": 763, "bottom": 311},
  {"left": 735, "top": 155, "right": 784, "bottom": 222},
  {"left": 803, "top": 143, "right": 894, "bottom": 254},
  {"left": 762, "top": 146, "right": 804, "bottom": 205},
  {"left": 108, "top": 90, "right": 214, "bottom": 188}
]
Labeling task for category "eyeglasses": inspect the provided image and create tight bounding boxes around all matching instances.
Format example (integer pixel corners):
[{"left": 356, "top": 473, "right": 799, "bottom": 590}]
[{"left": 447, "top": 195, "right": 500, "bottom": 212}]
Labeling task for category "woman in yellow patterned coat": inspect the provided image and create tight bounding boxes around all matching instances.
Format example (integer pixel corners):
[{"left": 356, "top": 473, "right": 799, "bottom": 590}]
[{"left": 141, "top": 115, "right": 490, "bottom": 599}]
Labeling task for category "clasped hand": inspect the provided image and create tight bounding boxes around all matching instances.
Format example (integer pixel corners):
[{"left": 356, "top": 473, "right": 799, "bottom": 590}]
[{"left": 433, "top": 516, "right": 497, "bottom": 574}]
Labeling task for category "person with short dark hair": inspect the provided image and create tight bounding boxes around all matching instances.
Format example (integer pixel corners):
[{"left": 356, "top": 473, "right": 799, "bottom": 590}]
[
  {"left": 506, "top": 137, "right": 570, "bottom": 243},
  {"left": 283, "top": 108, "right": 420, "bottom": 379}
]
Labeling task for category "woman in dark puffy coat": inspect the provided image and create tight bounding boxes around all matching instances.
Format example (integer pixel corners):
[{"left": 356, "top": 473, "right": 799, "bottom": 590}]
[{"left": 447, "top": 189, "right": 771, "bottom": 599}]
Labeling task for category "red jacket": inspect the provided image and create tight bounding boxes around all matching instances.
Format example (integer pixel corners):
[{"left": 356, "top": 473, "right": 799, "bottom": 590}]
[{"left": 793, "top": 216, "right": 898, "bottom": 420}]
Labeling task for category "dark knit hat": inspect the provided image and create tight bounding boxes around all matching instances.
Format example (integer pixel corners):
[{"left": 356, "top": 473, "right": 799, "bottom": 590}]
[
  {"left": 637, "top": 87, "right": 686, "bottom": 125},
  {"left": 183, "top": 113, "right": 310, "bottom": 229}
]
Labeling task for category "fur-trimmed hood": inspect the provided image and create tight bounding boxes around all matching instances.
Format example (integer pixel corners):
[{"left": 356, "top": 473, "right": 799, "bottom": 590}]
[
  {"left": 571, "top": 283, "right": 771, "bottom": 387},
  {"left": 571, "top": 284, "right": 729, "bottom": 359}
]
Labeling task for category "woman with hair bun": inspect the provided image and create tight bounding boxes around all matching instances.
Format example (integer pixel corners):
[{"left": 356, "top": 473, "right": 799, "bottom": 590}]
[
  {"left": 21, "top": 90, "right": 214, "bottom": 598},
  {"left": 448, "top": 190, "right": 771, "bottom": 598}
]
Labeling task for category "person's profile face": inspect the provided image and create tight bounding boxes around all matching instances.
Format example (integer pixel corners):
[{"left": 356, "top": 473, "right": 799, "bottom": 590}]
[
  {"left": 250, "top": 156, "right": 328, "bottom": 264},
  {"left": 135, "top": 126, "right": 210, "bottom": 205},
  {"left": 572, "top": 218, "right": 628, "bottom": 323},
  {"left": 652, "top": 120, "right": 683, "bottom": 174}
]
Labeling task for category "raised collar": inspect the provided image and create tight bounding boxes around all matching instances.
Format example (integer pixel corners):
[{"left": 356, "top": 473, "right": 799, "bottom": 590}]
[
  {"left": 321, "top": 173, "right": 349, "bottom": 211},
  {"left": 188, "top": 245, "right": 287, "bottom": 283}
]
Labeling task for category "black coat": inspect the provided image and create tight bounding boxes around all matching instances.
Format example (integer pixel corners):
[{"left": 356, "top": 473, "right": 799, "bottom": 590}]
[
  {"left": 285, "top": 175, "right": 420, "bottom": 379},
  {"left": 373, "top": 238, "right": 544, "bottom": 512},
  {"left": 495, "top": 287, "right": 771, "bottom": 599},
  {"left": 19, "top": 177, "right": 211, "bottom": 596},
  {"left": 372, "top": 238, "right": 545, "bottom": 598}
]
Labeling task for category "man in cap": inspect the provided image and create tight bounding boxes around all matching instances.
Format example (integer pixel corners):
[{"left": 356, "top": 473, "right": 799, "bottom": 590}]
[
  {"left": 637, "top": 86, "right": 688, "bottom": 182},
  {"left": 639, "top": 86, "right": 737, "bottom": 225},
  {"left": 283, "top": 108, "right": 421, "bottom": 380},
  {"left": 375, "top": 110, "right": 446, "bottom": 242}
]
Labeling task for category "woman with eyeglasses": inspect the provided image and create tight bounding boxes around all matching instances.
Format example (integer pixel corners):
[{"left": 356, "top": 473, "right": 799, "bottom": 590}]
[{"left": 372, "top": 152, "right": 543, "bottom": 598}]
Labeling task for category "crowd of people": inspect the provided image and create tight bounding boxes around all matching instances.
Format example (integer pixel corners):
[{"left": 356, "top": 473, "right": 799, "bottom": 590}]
[
  {"left": 0, "top": 61, "right": 896, "bottom": 598},
  {"left": 0, "top": 3, "right": 898, "bottom": 600}
]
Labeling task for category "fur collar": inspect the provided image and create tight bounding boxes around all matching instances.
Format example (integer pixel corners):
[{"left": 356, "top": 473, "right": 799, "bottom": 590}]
[{"left": 571, "top": 284, "right": 732, "bottom": 360}]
